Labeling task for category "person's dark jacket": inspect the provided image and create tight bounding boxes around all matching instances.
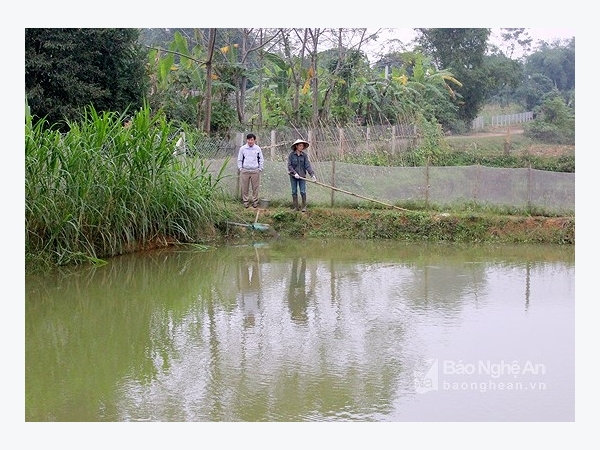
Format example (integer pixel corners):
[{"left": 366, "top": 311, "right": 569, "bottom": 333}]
[{"left": 288, "top": 151, "right": 314, "bottom": 178}]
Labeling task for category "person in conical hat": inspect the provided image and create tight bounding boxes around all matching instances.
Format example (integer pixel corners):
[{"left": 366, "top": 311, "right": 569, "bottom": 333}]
[
  {"left": 287, "top": 138, "right": 316, "bottom": 212},
  {"left": 291, "top": 138, "right": 309, "bottom": 149}
]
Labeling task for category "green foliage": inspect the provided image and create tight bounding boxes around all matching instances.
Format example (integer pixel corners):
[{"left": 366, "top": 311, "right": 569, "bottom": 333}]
[
  {"left": 25, "top": 104, "right": 230, "bottom": 269},
  {"left": 482, "top": 53, "right": 524, "bottom": 106},
  {"left": 25, "top": 28, "right": 148, "bottom": 131},
  {"left": 515, "top": 73, "right": 555, "bottom": 110},
  {"left": 325, "top": 49, "right": 371, "bottom": 125},
  {"left": 146, "top": 31, "right": 207, "bottom": 126},
  {"left": 439, "top": 152, "right": 574, "bottom": 172},
  {"left": 537, "top": 155, "right": 574, "bottom": 172},
  {"left": 510, "top": 38, "right": 575, "bottom": 111},
  {"left": 525, "top": 121, "right": 573, "bottom": 145},
  {"left": 140, "top": 28, "right": 198, "bottom": 50},
  {"left": 210, "top": 101, "right": 238, "bottom": 135},
  {"left": 411, "top": 115, "right": 450, "bottom": 165},
  {"left": 342, "top": 145, "right": 395, "bottom": 166},
  {"left": 524, "top": 91, "right": 574, "bottom": 145},
  {"left": 416, "top": 28, "right": 491, "bottom": 127},
  {"left": 525, "top": 38, "right": 575, "bottom": 92},
  {"left": 254, "top": 86, "right": 313, "bottom": 128},
  {"left": 348, "top": 52, "right": 461, "bottom": 129},
  {"left": 145, "top": 30, "right": 248, "bottom": 132},
  {"left": 31, "top": 28, "right": 575, "bottom": 146}
]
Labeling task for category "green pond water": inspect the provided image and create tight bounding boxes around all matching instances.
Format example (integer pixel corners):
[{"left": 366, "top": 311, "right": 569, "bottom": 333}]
[{"left": 25, "top": 238, "right": 574, "bottom": 422}]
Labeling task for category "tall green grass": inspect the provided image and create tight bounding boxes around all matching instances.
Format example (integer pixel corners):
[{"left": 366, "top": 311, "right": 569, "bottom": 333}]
[{"left": 26, "top": 104, "right": 230, "bottom": 270}]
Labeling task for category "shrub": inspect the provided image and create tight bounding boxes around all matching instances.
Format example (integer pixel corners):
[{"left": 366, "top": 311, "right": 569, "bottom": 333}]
[{"left": 524, "top": 92, "right": 574, "bottom": 145}]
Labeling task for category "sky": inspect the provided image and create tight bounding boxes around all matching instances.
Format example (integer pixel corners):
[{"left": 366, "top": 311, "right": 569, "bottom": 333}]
[
  {"left": 362, "top": 28, "right": 575, "bottom": 60},
  {"left": 370, "top": 28, "right": 576, "bottom": 41}
]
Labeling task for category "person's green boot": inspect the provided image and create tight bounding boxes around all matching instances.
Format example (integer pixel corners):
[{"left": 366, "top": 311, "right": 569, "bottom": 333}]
[
  {"left": 292, "top": 194, "right": 299, "bottom": 211},
  {"left": 301, "top": 193, "right": 307, "bottom": 212}
]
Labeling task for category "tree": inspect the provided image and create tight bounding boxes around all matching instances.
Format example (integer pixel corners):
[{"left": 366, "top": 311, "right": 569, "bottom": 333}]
[
  {"left": 306, "top": 28, "right": 325, "bottom": 126},
  {"left": 515, "top": 73, "right": 555, "bottom": 111},
  {"left": 495, "top": 28, "right": 533, "bottom": 60},
  {"left": 228, "top": 28, "right": 280, "bottom": 124},
  {"left": 322, "top": 47, "right": 371, "bottom": 124},
  {"left": 525, "top": 38, "right": 575, "bottom": 92},
  {"left": 143, "top": 28, "right": 282, "bottom": 133},
  {"left": 26, "top": 28, "right": 148, "bottom": 130},
  {"left": 203, "top": 28, "right": 216, "bottom": 134},
  {"left": 145, "top": 30, "right": 208, "bottom": 128},
  {"left": 367, "top": 51, "right": 462, "bottom": 128},
  {"left": 481, "top": 53, "right": 524, "bottom": 107},
  {"left": 524, "top": 89, "right": 574, "bottom": 145},
  {"left": 415, "top": 28, "right": 491, "bottom": 130}
]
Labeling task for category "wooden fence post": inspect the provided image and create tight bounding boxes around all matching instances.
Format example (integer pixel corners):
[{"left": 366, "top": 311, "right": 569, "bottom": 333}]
[
  {"left": 270, "top": 129, "right": 276, "bottom": 161},
  {"left": 527, "top": 164, "right": 532, "bottom": 211},
  {"left": 425, "top": 158, "right": 430, "bottom": 207},
  {"left": 331, "top": 159, "right": 336, "bottom": 207},
  {"left": 474, "top": 164, "right": 480, "bottom": 203},
  {"left": 235, "top": 132, "right": 244, "bottom": 200}
]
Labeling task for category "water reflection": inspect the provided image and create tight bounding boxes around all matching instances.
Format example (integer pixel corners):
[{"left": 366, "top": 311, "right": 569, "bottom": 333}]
[
  {"left": 238, "top": 249, "right": 261, "bottom": 328},
  {"left": 25, "top": 239, "right": 574, "bottom": 422},
  {"left": 288, "top": 257, "right": 308, "bottom": 323}
]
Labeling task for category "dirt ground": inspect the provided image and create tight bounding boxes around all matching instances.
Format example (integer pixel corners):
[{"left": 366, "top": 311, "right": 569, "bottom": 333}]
[
  {"left": 523, "top": 143, "right": 575, "bottom": 157},
  {"left": 458, "top": 127, "right": 574, "bottom": 157}
]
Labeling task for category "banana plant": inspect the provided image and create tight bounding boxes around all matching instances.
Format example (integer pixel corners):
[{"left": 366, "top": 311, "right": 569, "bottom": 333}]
[
  {"left": 146, "top": 31, "right": 208, "bottom": 126},
  {"left": 380, "top": 54, "right": 461, "bottom": 124}
]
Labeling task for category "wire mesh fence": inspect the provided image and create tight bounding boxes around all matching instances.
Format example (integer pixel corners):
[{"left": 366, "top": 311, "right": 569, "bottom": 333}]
[
  {"left": 176, "top": 121, "right": 573, "bottom": 215},
  {"left": 230, "top": 123, "right": 420, "bottom": 163},
  {"left": 179, "top": 113, "right": 533, "bottom": 158},
  {"left": 198, "top": 158, "right": 574, "bottom": 215}
]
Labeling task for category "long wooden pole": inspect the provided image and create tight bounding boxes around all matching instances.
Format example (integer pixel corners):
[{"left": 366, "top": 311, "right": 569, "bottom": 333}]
[{"left": 299, "top": 177, "right": 412, "bottom": 212}]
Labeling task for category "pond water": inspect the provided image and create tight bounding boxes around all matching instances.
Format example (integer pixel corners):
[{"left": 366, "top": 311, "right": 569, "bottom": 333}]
[{"left": 25, "top": 238, "right": 574, "bottom": 422}]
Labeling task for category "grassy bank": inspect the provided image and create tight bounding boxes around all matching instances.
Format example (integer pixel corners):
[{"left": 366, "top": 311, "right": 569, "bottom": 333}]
[{"left": 222, "top": 202, "right": 574, "bottom": 245}]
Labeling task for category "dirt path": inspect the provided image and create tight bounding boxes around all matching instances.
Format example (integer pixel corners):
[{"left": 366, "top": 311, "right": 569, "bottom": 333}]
[{"left": 448, "top": 128, "right": 525, "bottom": 139}]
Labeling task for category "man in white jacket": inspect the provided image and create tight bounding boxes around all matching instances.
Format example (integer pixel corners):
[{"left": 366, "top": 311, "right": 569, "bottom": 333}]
[{"left": 237, "top": 133, "right": 264, "bottom": 208}]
